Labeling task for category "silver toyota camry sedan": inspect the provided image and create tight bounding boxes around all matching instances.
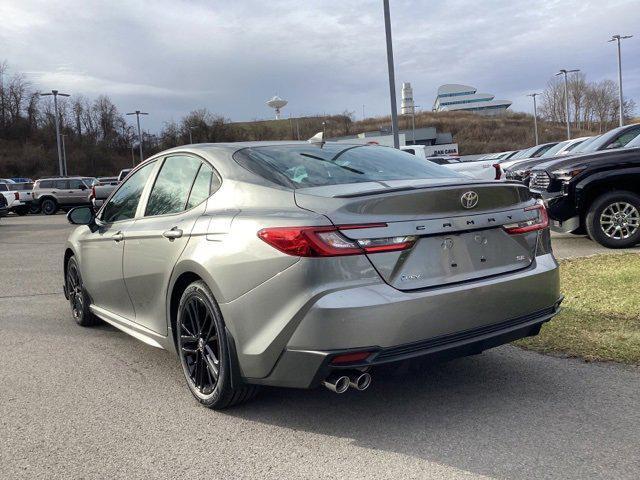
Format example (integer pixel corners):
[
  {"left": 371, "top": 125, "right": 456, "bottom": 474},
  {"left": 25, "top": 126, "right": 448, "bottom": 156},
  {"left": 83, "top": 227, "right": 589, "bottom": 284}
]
[{"left": 64, "top": 141, "right": 561, "bottom": 409}]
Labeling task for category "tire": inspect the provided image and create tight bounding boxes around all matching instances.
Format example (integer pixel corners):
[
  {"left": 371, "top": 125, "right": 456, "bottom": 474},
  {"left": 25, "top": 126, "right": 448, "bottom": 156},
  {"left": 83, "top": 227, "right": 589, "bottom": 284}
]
[
  {"left": 176, "top": 280, "right": 258, "bottom": 409},
  {"left": 29, "top": 203, "right": 41, "bottom": 214},
  {"left": 585, "top": 191, "right": 640, "bottom": 248},
  {"left": 41, "top": 198, "right": 58, "bottom": 215},
  {"left": 13, "top": 206, "right": 29, "bottom": 216},
  {"left": 65, "top": 256, "right": 100, "bottom": 326}
]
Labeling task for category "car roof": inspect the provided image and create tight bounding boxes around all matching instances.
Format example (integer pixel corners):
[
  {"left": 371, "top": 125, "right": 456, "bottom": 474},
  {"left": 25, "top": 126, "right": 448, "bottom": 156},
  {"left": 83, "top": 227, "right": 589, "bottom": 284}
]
[{"left": 37, "top": 176, "right": 87, "bottom": 181}]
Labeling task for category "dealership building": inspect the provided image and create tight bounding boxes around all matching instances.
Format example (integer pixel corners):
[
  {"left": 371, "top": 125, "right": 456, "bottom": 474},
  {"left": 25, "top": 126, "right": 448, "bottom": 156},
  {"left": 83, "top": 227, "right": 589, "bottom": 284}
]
[
  {"left": 433, "top": 84, "right": 512, "bottom": 115},
  {"left": 331, "top": 126, "right": 453, "bottom": 147}
]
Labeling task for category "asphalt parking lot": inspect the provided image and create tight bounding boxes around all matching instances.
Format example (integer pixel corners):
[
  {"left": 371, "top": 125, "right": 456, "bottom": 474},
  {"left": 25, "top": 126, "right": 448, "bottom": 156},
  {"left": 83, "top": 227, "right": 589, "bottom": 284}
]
[{"left": 1, "top": 214, "right": 639, "bottom": 479}]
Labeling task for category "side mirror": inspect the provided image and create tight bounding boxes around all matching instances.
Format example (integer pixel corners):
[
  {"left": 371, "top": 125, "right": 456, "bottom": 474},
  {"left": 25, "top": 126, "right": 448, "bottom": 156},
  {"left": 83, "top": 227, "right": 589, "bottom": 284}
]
[
  {"left": 67, "top": 206, "right": 95, "bottom": 226},
  {"left": 79, "top": 184, "right": 87, "bottom": 190}
]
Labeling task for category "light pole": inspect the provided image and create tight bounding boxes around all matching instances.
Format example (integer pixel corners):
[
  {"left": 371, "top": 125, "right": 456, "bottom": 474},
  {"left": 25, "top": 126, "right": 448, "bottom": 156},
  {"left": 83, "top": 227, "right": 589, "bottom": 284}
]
[
  {"left": 40, "top": 90, "right": 70, "bottom": 176},
  {"left": 526, "top": 93, "right": 541, "bottom": 145},
  {"left": 555, "top": 69, "right": 579, "bottom": 139},
  {"left": 130, "top": 143, "right": 135, "bottom": 167},
  {"left": 188, "top": 126, "right": 196, "bottom": 144},
  {"left": 60, "top": 133, "right": 68, "bottom": 175},
  {"left": 609, "top": 34, "right": 633, "bottom": 127},
  {"left": 126, "top": 110, "right": 148, "bottom": 162},
  {"left": 383, "top": 0, "right": 399, "bottom": 148},
  {"left": 404, "top": 105, "right": 420, "bottom": 145}
]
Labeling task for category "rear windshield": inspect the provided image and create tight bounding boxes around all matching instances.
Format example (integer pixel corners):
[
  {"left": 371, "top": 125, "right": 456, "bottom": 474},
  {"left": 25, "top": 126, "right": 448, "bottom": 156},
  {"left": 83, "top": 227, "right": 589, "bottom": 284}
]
[{"left": 234, "top": 144, "right": 463, "bottom": 188}]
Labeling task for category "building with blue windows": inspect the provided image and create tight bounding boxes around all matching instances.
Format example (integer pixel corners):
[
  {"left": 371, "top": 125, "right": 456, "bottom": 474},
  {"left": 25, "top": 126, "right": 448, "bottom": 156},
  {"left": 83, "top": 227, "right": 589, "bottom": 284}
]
[{"left": 433, "top": 84, "right": 512, "bottom": 115}]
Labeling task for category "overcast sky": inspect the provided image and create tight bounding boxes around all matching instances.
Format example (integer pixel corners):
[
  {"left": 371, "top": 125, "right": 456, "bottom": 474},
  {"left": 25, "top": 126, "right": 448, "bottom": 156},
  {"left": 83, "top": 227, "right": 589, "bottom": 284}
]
[{"left": 2, "top": 0, "right": 639, "bottom": 131}]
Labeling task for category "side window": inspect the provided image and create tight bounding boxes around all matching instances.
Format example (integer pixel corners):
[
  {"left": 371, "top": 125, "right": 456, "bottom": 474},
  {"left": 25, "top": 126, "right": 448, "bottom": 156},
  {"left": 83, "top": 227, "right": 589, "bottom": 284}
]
[
  {"left": 404, "top": 149, "right": 416, "bottom": 155},
  {"left": 101, "top": 161, "right": 156, "bottom": 223},
  {"left": 39, "top": 180, "right": 53, "bottom": 188},
  {"left": 68, "top": 179, "right": 85, "bottom": 189},
  {"left": 55, "top": 180, "right": 68, "bottom": 189},
  {"left": 608, "top": 128, "right": 640, "bottom": 149},
  {"left": 186, "top": 163, "right": 217, "bottom": 210},
  {"left": 145, "top": 155, "right": 202, "bottom": 216}
]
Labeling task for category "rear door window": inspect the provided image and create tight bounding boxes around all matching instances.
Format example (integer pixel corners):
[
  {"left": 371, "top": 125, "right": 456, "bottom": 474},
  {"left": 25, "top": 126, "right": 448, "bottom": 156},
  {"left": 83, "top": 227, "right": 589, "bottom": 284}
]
[
  {"left": 54, "top": 180, "right": 68, "bottom": 189},
  {"left": 186, "top": 163, "right": 216, "bottom": 209},
  {"left": 145, "top": 155, "right": 202, "bottom": 216}
]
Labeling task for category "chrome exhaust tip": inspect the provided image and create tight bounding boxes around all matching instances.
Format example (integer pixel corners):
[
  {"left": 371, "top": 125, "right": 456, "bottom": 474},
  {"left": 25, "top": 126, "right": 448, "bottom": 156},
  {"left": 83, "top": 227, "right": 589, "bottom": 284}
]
[
  {"left": 348, "top": 371, "right": 372, "bottom": 391},
  {"left": 322, "top": 374, "right": 350, "bottom": 394}
]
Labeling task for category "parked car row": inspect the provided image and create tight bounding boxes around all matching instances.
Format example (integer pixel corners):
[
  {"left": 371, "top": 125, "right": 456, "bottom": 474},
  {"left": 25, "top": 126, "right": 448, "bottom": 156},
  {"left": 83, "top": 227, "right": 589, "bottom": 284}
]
[
  {"left": 0, "top": 168, "right": 132, "bottom": 218},
  {"left": 444, "top": 123, "right": 640, "bottom": 249}
]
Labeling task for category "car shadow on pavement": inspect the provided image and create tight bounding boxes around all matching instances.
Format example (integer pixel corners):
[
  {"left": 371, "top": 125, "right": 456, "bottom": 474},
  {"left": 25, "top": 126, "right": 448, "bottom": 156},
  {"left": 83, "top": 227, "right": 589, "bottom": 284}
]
[{"left": 226, "top": 347, "right": 639, "bottom": 479}]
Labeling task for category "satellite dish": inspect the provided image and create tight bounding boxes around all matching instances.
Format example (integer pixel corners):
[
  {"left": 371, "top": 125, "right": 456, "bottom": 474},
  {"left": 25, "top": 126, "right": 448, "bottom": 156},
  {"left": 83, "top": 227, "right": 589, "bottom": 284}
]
[{"left": 266, "top": 95, "right": 288, "bottom": 119}]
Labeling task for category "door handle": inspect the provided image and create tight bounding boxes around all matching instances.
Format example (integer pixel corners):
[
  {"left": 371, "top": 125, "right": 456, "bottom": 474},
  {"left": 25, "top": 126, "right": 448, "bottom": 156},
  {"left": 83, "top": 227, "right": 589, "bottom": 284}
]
[
  {"left": 112, "top": 232, "right": 124, "bottom": 242},
  {"left": 163, "top": 227, "right": 183, "bottom": 240}
]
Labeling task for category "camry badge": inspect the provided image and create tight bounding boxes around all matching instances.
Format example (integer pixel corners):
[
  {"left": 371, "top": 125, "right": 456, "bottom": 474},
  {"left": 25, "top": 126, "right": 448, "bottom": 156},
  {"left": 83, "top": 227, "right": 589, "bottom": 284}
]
[{"left": 461, "top": 191, "right": 479, "bottom": 209}]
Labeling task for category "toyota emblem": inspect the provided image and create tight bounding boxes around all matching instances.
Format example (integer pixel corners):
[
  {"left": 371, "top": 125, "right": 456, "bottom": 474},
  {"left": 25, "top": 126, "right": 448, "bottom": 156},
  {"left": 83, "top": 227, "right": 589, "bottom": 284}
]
[{"left": 461, "top": 191, "right": 479, "bottom": 209}]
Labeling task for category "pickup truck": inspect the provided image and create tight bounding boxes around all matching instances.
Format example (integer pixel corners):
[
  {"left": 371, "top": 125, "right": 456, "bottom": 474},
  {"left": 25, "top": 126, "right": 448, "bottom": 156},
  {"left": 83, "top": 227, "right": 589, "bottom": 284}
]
[
  {"left": 0, "top": 181, "right": 30, "bottom": 215},
  {"left": 506, "top": 124, "right": 640, "bottom": 183},
  {"left": 529, "top": 145, "right": 640, "bottom": 248},
  {"left": 91, "top": 168, "right": 131, "bottom": 208}
]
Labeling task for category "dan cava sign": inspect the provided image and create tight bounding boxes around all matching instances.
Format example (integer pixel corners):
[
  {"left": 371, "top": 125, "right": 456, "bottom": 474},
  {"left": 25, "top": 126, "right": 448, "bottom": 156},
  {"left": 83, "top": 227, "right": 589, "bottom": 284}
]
[{"left": 422, "top": 143, "right": 459, "bottom": 156}]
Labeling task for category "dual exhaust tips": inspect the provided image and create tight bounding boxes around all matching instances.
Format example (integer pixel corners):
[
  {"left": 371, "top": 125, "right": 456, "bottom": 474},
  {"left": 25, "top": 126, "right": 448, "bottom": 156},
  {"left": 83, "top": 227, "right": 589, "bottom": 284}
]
[{"left": 323, "top": 371, "right": 371, "bottom": 394}]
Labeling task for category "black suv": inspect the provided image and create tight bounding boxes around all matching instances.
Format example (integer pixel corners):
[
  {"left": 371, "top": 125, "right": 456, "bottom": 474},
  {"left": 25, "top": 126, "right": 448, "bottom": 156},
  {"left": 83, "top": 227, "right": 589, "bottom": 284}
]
[{"left": 529, "top": 146, "right": 640, "bottom": 248}]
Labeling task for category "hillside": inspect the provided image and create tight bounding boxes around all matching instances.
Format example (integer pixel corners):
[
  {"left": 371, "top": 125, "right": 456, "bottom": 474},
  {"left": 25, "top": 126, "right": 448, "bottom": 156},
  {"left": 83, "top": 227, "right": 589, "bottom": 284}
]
[
  {"left": 234, "top": 111, "right": 600, "bottom": 155},
  {"left": 0, "top": 110, "right": 604, "bottom": 179}
]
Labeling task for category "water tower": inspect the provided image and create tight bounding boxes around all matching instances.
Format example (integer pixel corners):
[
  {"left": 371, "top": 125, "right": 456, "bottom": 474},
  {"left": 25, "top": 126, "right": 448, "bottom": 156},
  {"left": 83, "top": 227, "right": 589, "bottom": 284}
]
[
  {"left": 266, "top": 95, "right": 288, "bottom": 119},
  {"left": 401, "top": 82, "right": 415, "bottom": 115}
]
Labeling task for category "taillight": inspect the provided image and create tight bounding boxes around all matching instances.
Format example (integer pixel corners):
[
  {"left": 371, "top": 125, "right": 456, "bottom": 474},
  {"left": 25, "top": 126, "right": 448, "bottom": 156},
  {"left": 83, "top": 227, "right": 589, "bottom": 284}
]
[
  {"left": 493, "top": 163, "right": 501, "bottom": 180},
  {"left": 503, "top": 203, "right": 549, "bottom": 234},
  {"left": 257, "top": 224, "right": 416, "bottom": 257}
]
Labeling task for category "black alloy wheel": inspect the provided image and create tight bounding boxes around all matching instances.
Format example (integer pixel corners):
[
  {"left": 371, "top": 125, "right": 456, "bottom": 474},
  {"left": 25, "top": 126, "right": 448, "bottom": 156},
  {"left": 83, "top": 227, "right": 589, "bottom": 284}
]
[
  {"left": 65, "top": 256, "right": 99, "bottom": 326},
  {"left": 179, "top": 295, "right": 222, "bottom": 396},
  {"left": 176, "top": 280, "right": 258, "bottom": 409},
  {"left": 41, "top": 198, "right": 57, "bottom": 215}
]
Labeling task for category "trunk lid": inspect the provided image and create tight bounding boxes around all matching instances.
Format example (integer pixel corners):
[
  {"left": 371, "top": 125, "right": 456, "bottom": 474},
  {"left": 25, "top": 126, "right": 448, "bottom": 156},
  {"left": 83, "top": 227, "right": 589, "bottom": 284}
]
[{"left": 295, "top": 180, "right": 540, "bottom": 290}]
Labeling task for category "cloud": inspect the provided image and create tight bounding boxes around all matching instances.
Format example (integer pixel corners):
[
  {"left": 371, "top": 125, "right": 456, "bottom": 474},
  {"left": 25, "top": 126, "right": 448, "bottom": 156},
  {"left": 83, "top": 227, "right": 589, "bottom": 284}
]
[{"left": 1, "top": 0, "right": 638, "bottom": 131}]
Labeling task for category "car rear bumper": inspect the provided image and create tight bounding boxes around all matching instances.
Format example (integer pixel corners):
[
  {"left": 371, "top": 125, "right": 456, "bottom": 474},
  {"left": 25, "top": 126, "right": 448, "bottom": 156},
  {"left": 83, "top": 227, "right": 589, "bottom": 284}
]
[
  {"left": 252, "top": 301, "right": 562, "bottom": 388},
  {"left": 234, "top": 252, "right": 561, "bottom": 388}
]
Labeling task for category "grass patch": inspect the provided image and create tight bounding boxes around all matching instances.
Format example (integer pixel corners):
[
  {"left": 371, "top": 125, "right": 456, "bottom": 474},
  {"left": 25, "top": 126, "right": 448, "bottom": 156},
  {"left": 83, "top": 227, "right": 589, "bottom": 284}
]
[{"left": 516, "top": 253, "right": 640, "bottom": 364}]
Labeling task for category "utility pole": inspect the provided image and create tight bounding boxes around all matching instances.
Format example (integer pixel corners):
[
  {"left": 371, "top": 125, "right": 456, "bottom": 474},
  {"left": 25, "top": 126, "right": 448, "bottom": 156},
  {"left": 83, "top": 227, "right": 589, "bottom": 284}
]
[
  {"left": 40, "top": 90, "right": 70, "bottom": 176},
  {"left": 60, "top": 133, "right": 68, "bottom": 175},
  {"left": 609, "top": 34, "right": 633, "bottom": 127},
  {"left": 526, "top": 93, "right": 541, "bottom": 145},
  {"left": 130, "top": 144, "right": 135, "bottom": 167},
  {"left": 383, "top": 0, "right": 399, "bottom": 148},
  {"left": 555, "top": 69, "right": 579, "bottom": 140},
  {"left": 188, "top": 126, "right": 196, "bottom": 144},
  {"left": 126, "top": 110, "right": 148, "bottom": 162},
  {"left": 362, "top": 104, "right": 365, "bottom": 120}
]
